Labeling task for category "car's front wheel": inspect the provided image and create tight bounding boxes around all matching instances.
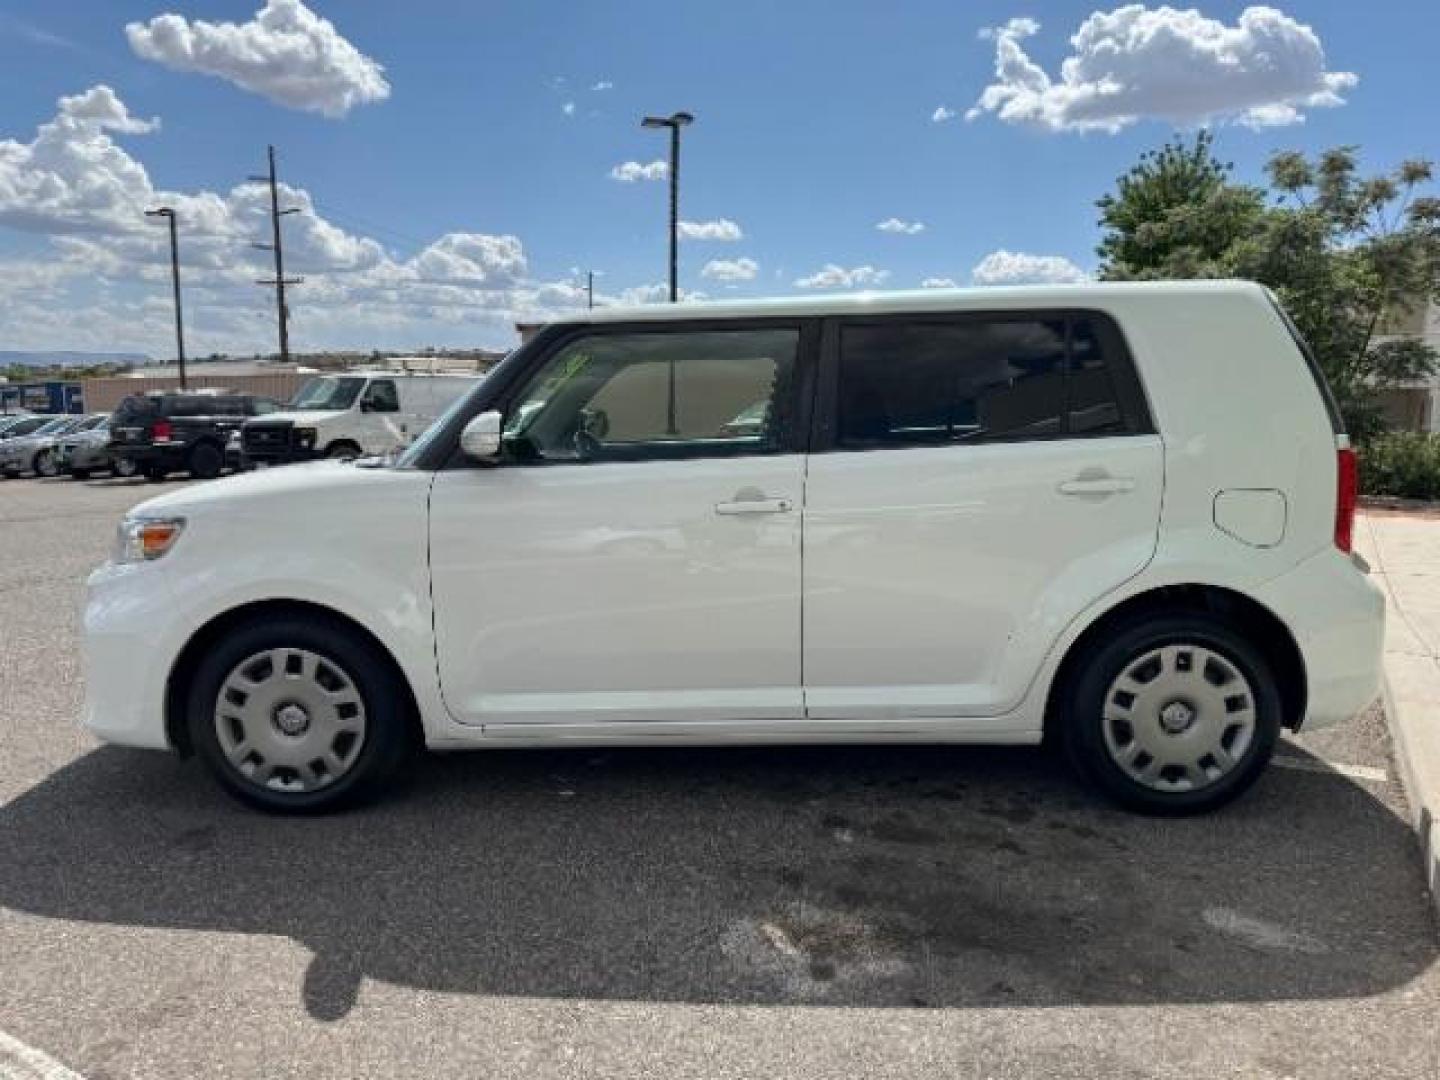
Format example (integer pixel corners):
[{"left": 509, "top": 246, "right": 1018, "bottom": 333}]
[
  {"left": 186, "top": 613, "right": 415, "bottom": 813},
  {"left": 111, "top": 456, "right": 139, "bottom": 478},
  {"left": 1059, "top": 613, "right": 1281, "bottom": 815},
  {"left": 34, "top": 449, "right": 57, "bottom": 477}
]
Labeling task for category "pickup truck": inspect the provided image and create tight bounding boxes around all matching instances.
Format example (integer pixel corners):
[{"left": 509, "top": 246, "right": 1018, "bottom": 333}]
[{"left": 109, "top": 391, "right": 283, "bottom": 481}]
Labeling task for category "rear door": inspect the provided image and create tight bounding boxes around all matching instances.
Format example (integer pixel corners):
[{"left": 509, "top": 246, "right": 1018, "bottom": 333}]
[{"left": 802, "top": 310, "right": 1163, "bottom": 722}]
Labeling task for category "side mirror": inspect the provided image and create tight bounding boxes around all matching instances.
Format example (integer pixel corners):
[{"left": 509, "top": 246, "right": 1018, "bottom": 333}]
[
  {"left": 358, "top": 399, "right": 373, "bottom": 413},
  {"left": 459, "top": 410, "right": 503, "bottom": 462}
]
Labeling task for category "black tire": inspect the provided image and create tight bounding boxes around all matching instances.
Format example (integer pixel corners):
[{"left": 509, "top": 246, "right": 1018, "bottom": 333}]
[
  {"left": 112, "top": 457, "right": 139, "bottom": 479},
  {"left": 69, "top": 468, "right": 91, "bottom": 480},
  {"left": 187, "top": 442, "right": 224, "bottom": 480},
  {"left": 325, "top": 441, "right": 362, "bottom": 460},
  {"left": 144, "top": 465, "right": 167, "bottom": 482},
  {"left": 1058, "top": 613, "right": 1281, "bottom": 816},
  {"left": 34, "top": 450, "right": 57, "bottom": 477},
  {"left": 185, "top": 613, "right": 416, "bottom": 813}
]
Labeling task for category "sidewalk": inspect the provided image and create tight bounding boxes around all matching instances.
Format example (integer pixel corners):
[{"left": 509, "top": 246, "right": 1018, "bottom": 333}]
[{"left": 1356, "top": 509, "right": 1440, "bottom": 913}]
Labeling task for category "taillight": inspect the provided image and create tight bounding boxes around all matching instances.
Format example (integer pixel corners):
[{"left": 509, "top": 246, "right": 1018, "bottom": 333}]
[
  {"left": 1334, "top": 440, "right": 1358, "bottom": 553},
  {"left": 152, "top": 419, "right": 173, "bottom": 442}
]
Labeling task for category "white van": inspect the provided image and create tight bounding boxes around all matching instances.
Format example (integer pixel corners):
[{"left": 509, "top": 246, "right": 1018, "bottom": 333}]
[
  {"left": 239, "top": 370, "right": 482, "bottom": 464},
  {"left": 84, "top": 282, "right": 1384, "bottom": 815}
]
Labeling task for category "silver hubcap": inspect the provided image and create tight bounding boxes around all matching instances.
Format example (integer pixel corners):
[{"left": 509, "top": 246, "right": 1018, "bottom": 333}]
[
  {"left": 1102, "top": 644, "right": 1257, "bottom": 793},
  {"left": 214, "top": 648, "right": 367, "bottom": 793}
]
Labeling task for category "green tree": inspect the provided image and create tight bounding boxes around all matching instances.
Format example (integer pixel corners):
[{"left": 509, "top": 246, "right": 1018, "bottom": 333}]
[
  {"left": 1096, "top": 131, "right": 1267, "bottom": 280},
  {"left": 1098, "top": 137, "right": 1440, "bottom": 437}
]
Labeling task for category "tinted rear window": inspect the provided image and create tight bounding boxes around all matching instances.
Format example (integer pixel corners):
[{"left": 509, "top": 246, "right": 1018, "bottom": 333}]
[{"left": 836, "top": 312, "right": 1148, "bottom": 448}]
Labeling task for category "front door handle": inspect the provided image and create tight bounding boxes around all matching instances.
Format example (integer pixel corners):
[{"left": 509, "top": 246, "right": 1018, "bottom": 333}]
[{"left": 715, "top": 491, "right": 793, "bottom": 515}]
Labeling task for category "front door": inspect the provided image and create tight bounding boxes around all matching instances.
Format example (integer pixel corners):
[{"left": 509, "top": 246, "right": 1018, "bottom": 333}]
[
  {"left": 429, "top": 322, "right": 813, "bottom": 732},
  {"left": 802, "top": 310, "right": 1164, "bottom": 722}
]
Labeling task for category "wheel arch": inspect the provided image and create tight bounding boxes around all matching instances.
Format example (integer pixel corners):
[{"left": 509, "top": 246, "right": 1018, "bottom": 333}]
[
  {"left": 1043, "top": 583, "right": 1308, "bottom": 739},
  {"left": 165, "top": 598, "right": 424, "bottom": 756},
  {"left": 322, "top": 438, "right": 363, "bottom": 458}
]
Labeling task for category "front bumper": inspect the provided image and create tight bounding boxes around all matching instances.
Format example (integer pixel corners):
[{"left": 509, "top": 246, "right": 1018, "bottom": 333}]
[
  {"left": 82, "top": 561, "right": 187, "bottom": 750},
  {"left": 241, "top": 421, "right": 317, "bottom": 466},
  {"left": 1254, "top": 547, "right": 1386, "bottom": 730}
]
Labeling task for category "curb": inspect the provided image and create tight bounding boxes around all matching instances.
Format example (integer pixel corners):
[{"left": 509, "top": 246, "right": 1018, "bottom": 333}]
[{"left": 1381, "top": 671, "right": 1440, "bottom": 920}]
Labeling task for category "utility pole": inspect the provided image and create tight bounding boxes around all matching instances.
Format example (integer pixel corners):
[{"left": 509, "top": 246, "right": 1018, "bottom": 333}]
[
  {"left": 144, "top": 207, "right": 187, "bottom": 389},
  {"left": 586, "top": 270, "right": 594, "bottom": 310},
  {"left": 250, "top": 145, "right": 303, "bottom": 363}
]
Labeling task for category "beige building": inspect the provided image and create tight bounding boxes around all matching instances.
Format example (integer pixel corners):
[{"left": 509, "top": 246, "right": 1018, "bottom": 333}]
[{"left": 1375, "top": 299, "right": 1440, "bottom": 433}]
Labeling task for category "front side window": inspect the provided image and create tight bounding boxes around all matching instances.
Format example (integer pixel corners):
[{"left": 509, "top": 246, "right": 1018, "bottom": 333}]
[
  {"left": 363, "top": 380, "right": 400, "bottom": 412},
  {"left": 502, "top": 327, "right": 799, "bottom": 462},
  {"left": 836, "top": 313, "right": 1140, "bottom": 448}
]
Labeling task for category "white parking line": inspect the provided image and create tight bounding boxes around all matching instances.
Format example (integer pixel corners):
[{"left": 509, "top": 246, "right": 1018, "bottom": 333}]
[
  {"left": 0, "top": 1030, "right": 85, "bottom": 1080},
  {"left": 1273, "top": 756, "right": 1389, "bottom": 784}
]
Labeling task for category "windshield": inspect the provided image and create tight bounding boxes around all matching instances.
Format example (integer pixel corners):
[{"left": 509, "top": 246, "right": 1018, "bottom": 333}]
[
  {"left": 290, "top": 376, "right": 365, "bottom": 412},
  {"left": 33, "top": 417, "right": 73, "bottom": 436}
]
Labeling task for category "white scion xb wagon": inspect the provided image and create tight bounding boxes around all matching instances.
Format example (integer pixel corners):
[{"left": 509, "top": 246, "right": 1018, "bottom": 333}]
[{"left": 84, "top": 281, "right": 1384, "bottom": 815}]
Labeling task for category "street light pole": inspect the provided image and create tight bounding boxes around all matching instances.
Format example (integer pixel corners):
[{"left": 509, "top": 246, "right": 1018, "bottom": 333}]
[
  {"left": 145, "top": 207, "right": 187, "bottom": 389},
  {"left": 641, "top": 111, "right": 693, "bottom": 304},
  {"left": 641, "top": 111, "right": 693, "bottom": 435}
]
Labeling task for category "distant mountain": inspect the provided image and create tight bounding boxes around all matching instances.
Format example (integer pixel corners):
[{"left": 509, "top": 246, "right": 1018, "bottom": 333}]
[{"left": 0, "top": 351, "right": 152, "bottom": 369}]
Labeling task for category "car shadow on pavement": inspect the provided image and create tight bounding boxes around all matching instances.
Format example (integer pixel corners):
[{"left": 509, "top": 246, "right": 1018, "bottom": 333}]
[{"left": 1, "top": 742, "right": 1434, "bottom": 1021}]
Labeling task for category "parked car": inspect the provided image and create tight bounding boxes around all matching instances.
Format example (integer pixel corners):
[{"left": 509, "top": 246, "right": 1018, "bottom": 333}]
[
  {"left": 55, "top": 418, "right": 138, "bottom": 479},
  {"left": 0, "top": 414, "right": 103, "bottom": 478},
  {"left": 0, "top": 414, "right": 48, "bottom": 441},
  {"left": 239, "top": 372, "right": 483, "bottom": 466},
  {"left": 84, "top": 282, "right": 1384, "bottom": 815},
  {"left": 108, "top": 391, "right": 283, "bottom": 481}
]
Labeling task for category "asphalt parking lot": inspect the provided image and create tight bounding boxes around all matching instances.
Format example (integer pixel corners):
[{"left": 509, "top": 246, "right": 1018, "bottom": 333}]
[{"left": 2, "top": 475, "right": 1438, "bottom": 1079}]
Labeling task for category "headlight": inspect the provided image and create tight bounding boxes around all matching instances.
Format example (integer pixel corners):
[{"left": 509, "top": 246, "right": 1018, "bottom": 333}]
[{"left": 114, "top": 517, "right": 186, "bottom": 563}]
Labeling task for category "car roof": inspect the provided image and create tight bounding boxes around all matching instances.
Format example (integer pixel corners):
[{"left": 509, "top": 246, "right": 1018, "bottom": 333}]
[{"left": 569, "top": 279, "right": 1268, "bottom": 326}]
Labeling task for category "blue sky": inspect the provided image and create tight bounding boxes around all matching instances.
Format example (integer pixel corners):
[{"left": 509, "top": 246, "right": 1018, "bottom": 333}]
[{"left": 0, "top": 0, "right": 1436, "bottom": 356}]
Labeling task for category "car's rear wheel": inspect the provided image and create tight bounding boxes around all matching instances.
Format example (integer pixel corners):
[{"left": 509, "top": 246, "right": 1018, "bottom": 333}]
[
  {"left": 186, "top": 614, "right": 415, "bottom": 813},
  {"left": 112, "top": 456, "right": 139, "bottom": 478},
  {"left": 187, "top": 442, "right": 224, "bottom": 480},
  {"left": 1059, "top": 613, "right": 1281, "bottom": 815},
  {"left": 69, "top": 467, "right": 91, "bottom": 480}
]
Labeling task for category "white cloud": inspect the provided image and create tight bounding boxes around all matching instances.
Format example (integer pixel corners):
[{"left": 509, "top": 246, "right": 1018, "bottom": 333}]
[
  {"left": 932, "top": 106, "right": 957, "bottom": 122},
  {"left": 876, "top": 217, "right": 925, "bottom": 235},
  {"left": 609, "top": 159, "right": 669, "bottom": 182},
  {"left": 126, "top": 0, "right": 389, "bottom": 118},
  {"left": 592, "top": 80, "right": 614, "bottom": 91},
  {"left": 561, "top": 101, "right": 576, "bottom": 116},
  {"left": 967, "top": 6, "right": 1357, "bottom": 133},
  {"left": 794, "top": 264, "right": 890, "bottom": 289},
  {"left": 611, "top": 283, "right": 707, "bottom": 305},
  {"left": 679, "top": 218, "right": 743, "bottom": 241},
  {"left": 0, "top": 85, "right": 603, "bottom": 355},
  {"left": 921, "top": 277, "right": 958, "bottom": 288},
  {"left": 970, "top": 250, "right": 1089, "bottom": 285},
  {"left": 701, "top": 257, "right": 758, "bottom": 282}
]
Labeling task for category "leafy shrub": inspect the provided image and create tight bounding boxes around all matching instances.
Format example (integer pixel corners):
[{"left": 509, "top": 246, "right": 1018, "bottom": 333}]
[{"left": 1359, "top": 432, "right": 1440, "bottom": 501}]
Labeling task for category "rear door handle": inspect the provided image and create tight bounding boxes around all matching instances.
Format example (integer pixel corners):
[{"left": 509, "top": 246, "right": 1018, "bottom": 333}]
[
  {"left": 715, "top": 496, "right": 793, "bottom": 516},
  {"left": 1058, "top": 475, "right": 1135, "bottom": 497}
]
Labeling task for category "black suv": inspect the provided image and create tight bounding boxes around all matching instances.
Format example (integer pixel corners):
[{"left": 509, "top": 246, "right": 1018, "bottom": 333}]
[{"left": 109, "top": 392, "right": 283, "bottom": 480}]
